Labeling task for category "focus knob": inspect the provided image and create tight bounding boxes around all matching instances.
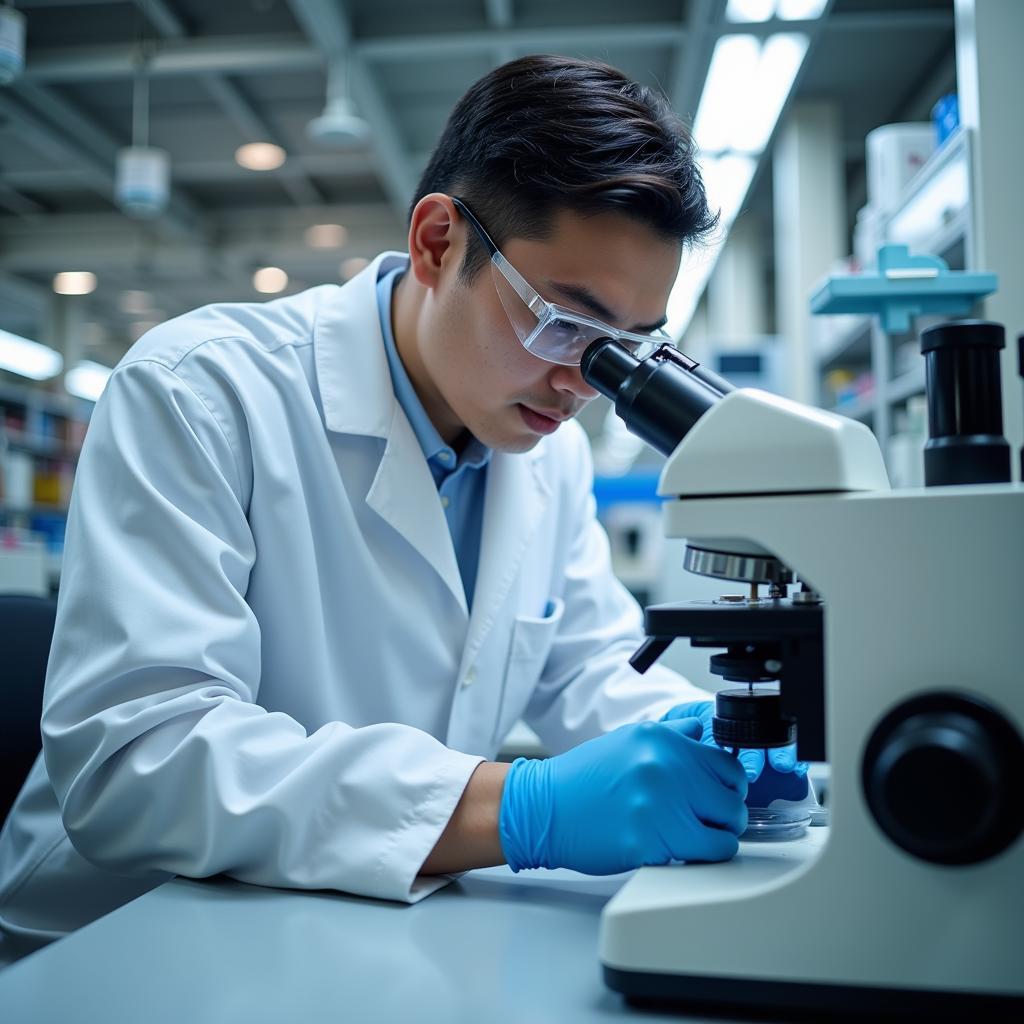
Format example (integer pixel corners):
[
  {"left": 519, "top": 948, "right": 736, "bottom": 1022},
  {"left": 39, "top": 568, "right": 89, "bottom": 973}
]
[{"left": 862, "top": 694, "right": 1024, "bottom": 865}]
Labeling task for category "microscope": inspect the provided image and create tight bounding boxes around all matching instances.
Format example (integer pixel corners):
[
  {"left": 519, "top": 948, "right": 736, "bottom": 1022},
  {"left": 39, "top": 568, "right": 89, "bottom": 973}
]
[{"left": 581, "top": 322, "right": 1024, "bottom": 1016}]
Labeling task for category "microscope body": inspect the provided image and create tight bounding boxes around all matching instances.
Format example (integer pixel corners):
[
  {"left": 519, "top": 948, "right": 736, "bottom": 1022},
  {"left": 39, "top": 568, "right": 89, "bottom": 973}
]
[{"left": 597, "top": 388, "right": 1024, "bottom": 1014}]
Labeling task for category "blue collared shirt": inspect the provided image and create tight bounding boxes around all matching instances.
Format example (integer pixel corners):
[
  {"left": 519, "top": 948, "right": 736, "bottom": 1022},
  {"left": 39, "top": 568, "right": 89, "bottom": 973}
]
[{"left": 376, "top": 265, "right": 491, "bottom": 608}]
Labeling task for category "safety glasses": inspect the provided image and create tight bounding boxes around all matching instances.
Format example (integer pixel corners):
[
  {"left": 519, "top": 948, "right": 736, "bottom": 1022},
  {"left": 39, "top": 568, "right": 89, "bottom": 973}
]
[{"left": 452, "top": 197, "right": 670, "bottom": 367}]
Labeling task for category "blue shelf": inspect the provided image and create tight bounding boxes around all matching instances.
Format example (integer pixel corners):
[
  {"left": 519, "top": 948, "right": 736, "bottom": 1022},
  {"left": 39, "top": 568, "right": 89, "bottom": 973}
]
[{"left": 810, "top": 245, "right": 997, "bottom": 333}]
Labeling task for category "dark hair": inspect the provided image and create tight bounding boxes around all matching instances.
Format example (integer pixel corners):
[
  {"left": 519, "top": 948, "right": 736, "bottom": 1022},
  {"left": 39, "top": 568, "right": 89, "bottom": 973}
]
[{"left": 411, "top": 54, "right": 719, "bottom": 281}]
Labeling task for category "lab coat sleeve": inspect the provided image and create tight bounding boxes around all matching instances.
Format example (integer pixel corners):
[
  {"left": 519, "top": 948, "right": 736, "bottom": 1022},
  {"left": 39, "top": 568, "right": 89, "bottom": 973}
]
[
  {"left": 523, "top": 424, "right": 712, "bottom": 754},
  {"left": 41, "top": 359, "right": 483, "bottom": 903}
]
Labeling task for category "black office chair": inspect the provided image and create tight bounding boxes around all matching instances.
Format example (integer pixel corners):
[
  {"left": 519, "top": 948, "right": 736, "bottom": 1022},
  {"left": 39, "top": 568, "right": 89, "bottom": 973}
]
[{"left": 0, "top": 594, "right": 57, "bottom": 826}]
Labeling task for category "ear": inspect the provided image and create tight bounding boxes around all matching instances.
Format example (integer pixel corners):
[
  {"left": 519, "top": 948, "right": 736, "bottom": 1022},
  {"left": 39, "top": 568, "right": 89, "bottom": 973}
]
[{"left": 407, "top": 193, "right": 463, "bottom": 290}]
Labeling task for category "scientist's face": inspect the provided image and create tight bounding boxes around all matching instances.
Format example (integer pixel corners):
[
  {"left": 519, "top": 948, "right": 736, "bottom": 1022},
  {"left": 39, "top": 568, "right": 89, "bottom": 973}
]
[{"left": 405, "top": 195, "right": 681, "bottom": 454}]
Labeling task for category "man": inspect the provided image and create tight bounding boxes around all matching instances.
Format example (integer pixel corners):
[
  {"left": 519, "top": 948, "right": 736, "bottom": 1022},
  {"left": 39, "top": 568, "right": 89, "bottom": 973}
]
[{"left": 0, "top": 55, "right": 806, "bottom": 965}]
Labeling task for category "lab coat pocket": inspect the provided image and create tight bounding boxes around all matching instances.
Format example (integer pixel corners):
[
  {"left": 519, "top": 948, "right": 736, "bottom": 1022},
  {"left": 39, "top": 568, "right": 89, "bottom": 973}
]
[{"left": 494, "top": 598, "right": 565, "bottom": 744}]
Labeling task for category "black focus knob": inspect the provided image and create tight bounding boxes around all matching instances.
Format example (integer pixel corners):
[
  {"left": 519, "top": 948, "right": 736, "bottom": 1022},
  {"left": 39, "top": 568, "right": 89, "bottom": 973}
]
[{"left": 863, "top": 694, "right": 1024, "bottom": 865}]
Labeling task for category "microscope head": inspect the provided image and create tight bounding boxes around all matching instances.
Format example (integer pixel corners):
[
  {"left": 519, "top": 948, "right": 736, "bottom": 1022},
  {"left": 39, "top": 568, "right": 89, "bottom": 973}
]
[{"left": 582, "top": 338, "right": 888, "bottom": 762}]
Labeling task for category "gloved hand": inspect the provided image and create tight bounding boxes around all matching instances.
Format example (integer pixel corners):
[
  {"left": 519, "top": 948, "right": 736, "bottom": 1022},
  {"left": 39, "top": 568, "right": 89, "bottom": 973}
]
[
  {"left": 660, "top": 701, "right": 809, "bottom": 803},
  {"left": 499, "top": 718, "right": 748, "bottom": 875}
]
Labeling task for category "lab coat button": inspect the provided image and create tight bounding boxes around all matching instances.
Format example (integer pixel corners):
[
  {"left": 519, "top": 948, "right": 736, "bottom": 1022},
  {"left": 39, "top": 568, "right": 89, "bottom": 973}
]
[{"left": 462, "top": 667, "right": 477, "bottom": 688}]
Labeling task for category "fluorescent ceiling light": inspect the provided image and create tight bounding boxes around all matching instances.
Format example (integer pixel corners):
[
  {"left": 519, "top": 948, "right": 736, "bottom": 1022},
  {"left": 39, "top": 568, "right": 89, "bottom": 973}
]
[
  {"left": 253, "top": 267, "right": 289, "bottom": 293},
  {"left": 777, "top": 0, "right": 828, "bottom": 19},
  {"left": 727, "top": 0, "right": 828, "bottom": 18},
  {"left": 665, "top": 155, "right": 757, "bottom": 340},
  {"left": 53, "top": 271, "right": 97, "bottom": 296},
  {"left": 65, "top": 360, "right": 112, "bottom": 403},
  {"left": 726, "top": 0, "right": 774, "bottom": 22},
  {"left": 0, "top": 328, "right": 64, "bottom": 380},
  {"left": 693, "top": 35, "right": 761, "bottom": 154},
  {"left": 305, "top": 223, "right": 348, "bottom": 249},
  {"left": 235, "top": 143, "right": 287, "bottom": 171},
  {"left": 694, "top": 33, "right": 808, "bottom": 155},
  {"left": 732, "top": 33, "right": 808, "bottom": 153},
  {"left": 677, "top": 10, "right": 815, "bottom": 341},
  {"left": 707, "top": 154, "right": 759, "bottom": 228}
]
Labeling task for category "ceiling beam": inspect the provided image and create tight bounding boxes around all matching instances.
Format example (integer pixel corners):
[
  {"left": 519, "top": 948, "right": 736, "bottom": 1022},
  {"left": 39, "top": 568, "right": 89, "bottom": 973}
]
[
  {"left": 285, "top": 0, "right": 417, "bottom": 218},
  {"left": 0, "top": 268, "right": 47, "bottom": 307},
  {"left": 484, "top": 0, "right": 513, "bottom": 30},
  {"left": 21, "top": 8, "right": 953, "bottom": 84},
  {"left": 23, "top": 36, "right": 319, "bottom": 82},
  {"left": 359, "top": 23, "right": 686, "bottom": 60},
  {"left": 716, "top": 10, "right": 951, "bottom": 36},
  {"left": 0, "top": 179, "right": 47, "bottom": 217},
  {"left": 0, "top": 212, "right": 405, "bottom": 279},
  {"left": 132, "top": 0, "right": 327, "bottom": 208},
  {"left": 669, "top": 0, "right": 718, "bottom": 122},
  {"left": 1, "top": 151, "right": 378, "bottom": 192},
  {"left": 482, "top": 0, "right": 516, "bottom": 65},
  {"left": 134, "top": 0, "right": 187, "bottom": 37},
  {"left": 2, "top": 82, "right": 206, "bottom": 241}
]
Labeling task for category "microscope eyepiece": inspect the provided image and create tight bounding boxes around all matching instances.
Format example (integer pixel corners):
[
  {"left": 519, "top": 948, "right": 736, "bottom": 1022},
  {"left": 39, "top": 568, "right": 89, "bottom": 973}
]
[{"left": 580, "top": 338, "right": 732, "bottom": 457}]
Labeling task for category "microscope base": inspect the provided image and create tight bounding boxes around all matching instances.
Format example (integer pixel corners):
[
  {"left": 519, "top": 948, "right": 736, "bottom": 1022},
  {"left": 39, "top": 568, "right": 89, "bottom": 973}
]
[
  {"left": 604, "top": 965, "right": 1023, "bottom": 1016},
  {"left": 600, "top": 826, "right": 1023, "bottom": 1015}
]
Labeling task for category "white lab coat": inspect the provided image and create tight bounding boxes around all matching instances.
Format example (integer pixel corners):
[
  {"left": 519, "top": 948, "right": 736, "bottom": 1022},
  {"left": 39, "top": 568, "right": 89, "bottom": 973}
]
[{"left": 0, "top": 253, "right": 707, "bottom": 964}]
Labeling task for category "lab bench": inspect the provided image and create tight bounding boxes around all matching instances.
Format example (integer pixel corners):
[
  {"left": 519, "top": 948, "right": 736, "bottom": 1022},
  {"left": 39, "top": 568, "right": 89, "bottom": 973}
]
[{"left": 0, "top": 865, "right": 764, "bottom": 1023}]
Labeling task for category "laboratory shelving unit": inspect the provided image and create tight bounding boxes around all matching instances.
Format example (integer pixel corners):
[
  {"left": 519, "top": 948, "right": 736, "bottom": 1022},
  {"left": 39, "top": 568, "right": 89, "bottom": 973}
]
[
  {"left": 0, "top": 378, "right": 91, "bottom": 573},
  {"left": 812, "top": 127, "right": 979, "bottom": 456}
]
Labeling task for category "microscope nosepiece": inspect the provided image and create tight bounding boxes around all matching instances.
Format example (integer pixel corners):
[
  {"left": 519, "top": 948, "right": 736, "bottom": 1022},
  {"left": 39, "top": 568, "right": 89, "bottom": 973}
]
[{"left": 713, "top": 687, "right": 796, "bottom": 750}]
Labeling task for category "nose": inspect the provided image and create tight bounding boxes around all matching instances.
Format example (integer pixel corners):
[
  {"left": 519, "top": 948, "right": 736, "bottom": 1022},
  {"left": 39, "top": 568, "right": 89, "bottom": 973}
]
[{"left": 549, "top": 363, "right": 599, "bottom": 403}]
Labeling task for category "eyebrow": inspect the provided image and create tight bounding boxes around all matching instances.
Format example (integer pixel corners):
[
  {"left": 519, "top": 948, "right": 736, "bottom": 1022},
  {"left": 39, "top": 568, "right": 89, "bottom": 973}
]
[{"left": 546, "top": 280, "right": 668, "bottom": 334}]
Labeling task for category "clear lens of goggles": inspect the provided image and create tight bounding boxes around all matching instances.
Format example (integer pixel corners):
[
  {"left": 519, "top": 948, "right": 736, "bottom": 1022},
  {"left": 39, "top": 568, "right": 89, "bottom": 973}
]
[{"left": 490, "top": 258, "right": 664, "bottom": 366}]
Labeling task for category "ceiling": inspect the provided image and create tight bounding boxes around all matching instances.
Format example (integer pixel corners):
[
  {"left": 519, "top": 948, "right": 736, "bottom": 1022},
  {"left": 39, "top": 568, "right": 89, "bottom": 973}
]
[{"left": 0, "top": 0, "right": 955, "bottom": 367}]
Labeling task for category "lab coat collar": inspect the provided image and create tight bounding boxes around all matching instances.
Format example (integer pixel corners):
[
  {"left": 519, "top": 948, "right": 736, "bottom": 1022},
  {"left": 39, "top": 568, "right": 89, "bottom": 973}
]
[
  {"left": 315, "top": 251, "right": 470, "bottom": 611},
  {"left": 314, "top": 251, "right": 409, "bottom": 439},
  {"left": 314, "top": 249, "right": 550, "bottom": 629}
]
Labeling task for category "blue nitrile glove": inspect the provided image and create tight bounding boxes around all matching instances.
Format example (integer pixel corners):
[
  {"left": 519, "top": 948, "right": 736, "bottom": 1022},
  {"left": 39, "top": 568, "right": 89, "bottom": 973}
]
[
  {"left": 498, "top": 718, "right": 749, "bottom": 875},
  {"left": 661, "top": 701, "right": 809, "bottom": 799}
]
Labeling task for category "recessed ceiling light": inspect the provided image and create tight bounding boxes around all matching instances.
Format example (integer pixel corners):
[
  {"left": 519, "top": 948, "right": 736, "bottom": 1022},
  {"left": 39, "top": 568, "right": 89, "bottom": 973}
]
[
  {"left": 340, "top": 257, "right": 369, "bottom": 280},
  {"left": 53, "top": 271, "right": 97, "bottom": 295},
  {"left": 253, "top": 267, "right": 289, "bottom": 293},
  {"left": 235, "top": 142, "right": 287, "bottom": 171},
  {"left": 305, "top": 223, "right": 349, "bottom": 249}
]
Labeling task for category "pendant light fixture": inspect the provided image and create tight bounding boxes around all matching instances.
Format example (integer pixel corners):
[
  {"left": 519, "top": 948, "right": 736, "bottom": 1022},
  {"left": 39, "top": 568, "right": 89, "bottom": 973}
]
[
  {"left": 115, "top": 50, "right": 171, "bottom": 218},
  {"left": 308, "top": 56, "right": 370, "bottom": 147}
]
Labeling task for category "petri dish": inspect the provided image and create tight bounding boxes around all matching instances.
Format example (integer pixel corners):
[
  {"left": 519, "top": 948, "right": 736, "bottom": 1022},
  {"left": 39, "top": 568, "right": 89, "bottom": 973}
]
[{"left": 741, "top": 806, "right": 811, "bottom": 842}]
